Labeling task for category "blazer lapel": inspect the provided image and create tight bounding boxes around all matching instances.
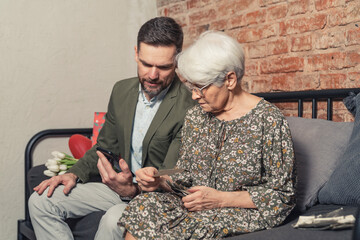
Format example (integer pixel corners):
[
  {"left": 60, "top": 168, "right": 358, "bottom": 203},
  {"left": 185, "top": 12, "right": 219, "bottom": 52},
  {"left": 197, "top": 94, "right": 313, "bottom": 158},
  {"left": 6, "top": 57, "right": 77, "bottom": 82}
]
[
  {"left": 123, "top": 82, "right": 139, "bottom": 164},
  {"left": 141, "top": 77, "right": 181, "bottom": 164}
]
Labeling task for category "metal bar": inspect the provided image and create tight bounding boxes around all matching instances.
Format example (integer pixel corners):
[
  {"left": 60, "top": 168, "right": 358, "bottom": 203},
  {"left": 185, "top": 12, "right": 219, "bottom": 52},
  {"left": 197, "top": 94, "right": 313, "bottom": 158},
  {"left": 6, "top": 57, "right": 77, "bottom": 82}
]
[
  {"left": 312, "top": 99, "right": 317, "bottom": 118},
  {"left": 255, "top": 88, "right": 360, "bottom": 101},
  {"left": 327, "top": 98, "right": 333, "bottom": 120},
  {"left": 298, "top": 99, "right": 303, "bottom": 117}
]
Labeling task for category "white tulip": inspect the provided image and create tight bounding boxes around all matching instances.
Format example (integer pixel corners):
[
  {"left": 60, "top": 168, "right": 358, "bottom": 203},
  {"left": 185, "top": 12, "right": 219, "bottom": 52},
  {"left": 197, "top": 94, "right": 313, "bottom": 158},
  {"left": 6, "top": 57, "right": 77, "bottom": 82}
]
[
  {"left": 47, "top": 164, "right": 60, "bottom": 172},
  {"left": 59, "top": 164, "right": 68, "bottom": 171},
  {"left": 44, "top": 170, "right": 57, "bottom": 177},
  {"left": 51, "top": 151, "right": 65, "bottom": 159},
  {"left": 46, "top": 159, "right": 58, "bottom": 166},
  {"left": 58, "top": 171, "right": 67, "bottom": 175}
]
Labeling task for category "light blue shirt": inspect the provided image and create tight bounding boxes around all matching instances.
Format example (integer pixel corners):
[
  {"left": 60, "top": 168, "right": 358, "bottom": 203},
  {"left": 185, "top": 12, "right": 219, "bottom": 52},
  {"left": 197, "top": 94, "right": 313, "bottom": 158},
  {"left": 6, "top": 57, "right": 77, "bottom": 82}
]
[{"left": 130, "top": 84, "right": 170, "bottom": 175}]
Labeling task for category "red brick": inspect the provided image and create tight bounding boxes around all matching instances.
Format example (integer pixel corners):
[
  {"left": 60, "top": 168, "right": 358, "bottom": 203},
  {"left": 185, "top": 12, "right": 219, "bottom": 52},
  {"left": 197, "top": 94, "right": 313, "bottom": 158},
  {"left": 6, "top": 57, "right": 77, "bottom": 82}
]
[
  {"left": 288, "top": 0, "right": 310, "bottom": 16},
  {"left": 260, "top": 57, "right": 304, "bottom": 74},
  {"left": 314, "top": 30, "right": 345, "bottom": 49},
  {"left": 172, "top": 16, "right": 187, "bottom": 28},
  {"left": 328, "top": 8, "right": 346, "bottom": 26},
  {"left": 267, "top": 38, "right": 289, "bottom": 56},
  {"left": 157, "top": 0, "right": 183, "bottom": 8},
  {"left": 307, "top": 52, "right": 346, "bottom": 71},
  {"left": 294, "top": 73, "right": 320, "bottom": 89},
  {"left": 248, "top": 44, "right": 267, "bottom": 58},
  {"left": 270, "top": 73, "right": 319, "bottom": 91},
  {"left": 315, "top": 0, "right": 345, "bottom": 11},
  {"left": 245, "top": 60, "right": 259, "bottom": 76},
  {"left": 346, "top": 51, "right": 360, "bottom": 67},
  {"left": 187, "top": 0, "right": 212, "bottom": 9},
  {"left": 347, "top": 73, "right": 360, "bottom": 88},
  {"left": 218, "top": 0, "right": 256, "bottom": 16},
  {"left": 291, "top": 34, "right": 312, "bottom": 52},
  {"left": 346, "top": 27, "right": 360, "bottom": 46},
  {"left": 229, "top": 15, "right": 245, "bottom": 28},
  {"left": 271, "top": 73, "right": 296, "bottom": 91},
  {"left": 246, "top": 77, "right": 272, "bottom": 92},
  {"left": 280, "top": 14, "right": 327, "bottom": 35},
  {"left": 348, "top": 72, "right": 360, "bottom": 88},
  {"left": 183, "top": 25, "right": 210, "bottom": 47},
  {"left": 349, "top": 72, "right": 360, "bottom": 82},
  {"left": 244, "top": 9, "right": 266, "bottom": 26},
  {"left": 262, "top": 24, "right": 277, "bottom": 38},
  {"left": 209, "top": 19, "right": 228, "bottom": 31},
  {"left": 189, "top": 9, "right": 217, "bottom": 25},
  {"left": 237, "top": 28, "right": 262, "bottom": 43},
  {"left": 328, "top": 3, "right": 360, "bottom": 27},
  {"left": 225, "top": 29, "right": 240, "bottom": 41},
  {"left": 260, "top": 0, "right": 287, "bottom": 7},
  {"left": 319, "top": 73, "right": 347, "bottom": 89},
  {"left": 236, "top": 24, "right": 276, "bottom": 43},
  {"left": 159, "top": 2, "right": 186, "bottom": 16},
  {"left": 267, "top": 4, "right": 288, "bottom": 21}
]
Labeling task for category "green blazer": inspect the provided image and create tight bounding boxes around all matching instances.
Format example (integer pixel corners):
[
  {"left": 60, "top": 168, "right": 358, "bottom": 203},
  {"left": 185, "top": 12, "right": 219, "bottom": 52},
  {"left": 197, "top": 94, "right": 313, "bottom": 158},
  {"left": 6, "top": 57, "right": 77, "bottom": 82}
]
[{"left": 69, "top": 76, "right": 196, "bottom": 183}]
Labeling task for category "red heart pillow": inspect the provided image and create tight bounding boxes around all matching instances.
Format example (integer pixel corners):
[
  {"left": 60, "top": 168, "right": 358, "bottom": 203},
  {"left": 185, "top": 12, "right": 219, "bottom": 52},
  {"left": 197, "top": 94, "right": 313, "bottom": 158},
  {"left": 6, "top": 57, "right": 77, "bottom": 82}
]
[{"left": 68, "top": 134, "right": 92, "bottom": 159}]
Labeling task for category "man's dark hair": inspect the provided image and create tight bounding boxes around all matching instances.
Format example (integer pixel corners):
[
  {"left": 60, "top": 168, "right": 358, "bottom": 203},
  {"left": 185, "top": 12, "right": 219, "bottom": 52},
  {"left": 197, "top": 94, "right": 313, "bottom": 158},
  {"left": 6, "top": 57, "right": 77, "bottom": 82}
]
[{"left": 137, "top": 17, "right": 183, "bottom": 55}]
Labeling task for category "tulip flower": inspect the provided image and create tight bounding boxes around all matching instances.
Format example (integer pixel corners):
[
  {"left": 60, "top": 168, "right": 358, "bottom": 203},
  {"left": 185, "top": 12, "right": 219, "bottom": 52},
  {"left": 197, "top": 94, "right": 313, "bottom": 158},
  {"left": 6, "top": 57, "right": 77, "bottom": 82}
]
[
  {"left": 47, "top": 164, "right": 60, "bottom": 172},
  {"left": 59, "top": 164, "right": 68, "bottom": 171},
  {"left": 43, "top": 151, "right": 78, "bottom": 177},
  {"left": 51, "top": 151, "right": 66, "bottom": 159},
  {"left": 44, "top": 170, "right": 57, "bottom": 177}
]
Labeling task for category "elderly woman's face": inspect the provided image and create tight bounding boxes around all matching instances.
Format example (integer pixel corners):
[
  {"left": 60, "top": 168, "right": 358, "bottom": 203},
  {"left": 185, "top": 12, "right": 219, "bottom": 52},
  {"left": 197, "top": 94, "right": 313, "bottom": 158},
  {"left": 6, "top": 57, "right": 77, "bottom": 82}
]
[{"left": 192, "top": 83, "right": 229, "bottom": 113}]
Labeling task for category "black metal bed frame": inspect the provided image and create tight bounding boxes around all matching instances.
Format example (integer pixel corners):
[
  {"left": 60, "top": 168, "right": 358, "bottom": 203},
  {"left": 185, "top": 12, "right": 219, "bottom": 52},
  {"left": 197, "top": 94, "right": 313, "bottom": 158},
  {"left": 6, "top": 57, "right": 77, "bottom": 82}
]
[{"left": 17, "top": 88, "right": 360, "bottom": 240}]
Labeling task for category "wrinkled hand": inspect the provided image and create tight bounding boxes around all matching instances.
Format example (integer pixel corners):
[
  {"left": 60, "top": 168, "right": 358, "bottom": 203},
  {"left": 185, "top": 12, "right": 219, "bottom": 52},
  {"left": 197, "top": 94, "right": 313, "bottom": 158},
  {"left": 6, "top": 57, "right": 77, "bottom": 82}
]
[
  {"left": 97, "top": 151, "right": 136, "bottom": 197},
  {"left": 135, "top": 167, "right": 167, "bottom": 192},
  {"left": 182, "top": 186, "right": 223, "bottom": 211},
  {"left": 33, "top": 172, "right": 78, "bottom": 197}
]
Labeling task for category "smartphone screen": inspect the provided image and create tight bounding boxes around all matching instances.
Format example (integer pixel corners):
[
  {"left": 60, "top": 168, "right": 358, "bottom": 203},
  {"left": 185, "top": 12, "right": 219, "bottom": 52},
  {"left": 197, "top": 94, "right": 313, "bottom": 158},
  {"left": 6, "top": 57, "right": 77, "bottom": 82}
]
[{"left": 96, "top": 147, "right": 122, "bottom": 172}]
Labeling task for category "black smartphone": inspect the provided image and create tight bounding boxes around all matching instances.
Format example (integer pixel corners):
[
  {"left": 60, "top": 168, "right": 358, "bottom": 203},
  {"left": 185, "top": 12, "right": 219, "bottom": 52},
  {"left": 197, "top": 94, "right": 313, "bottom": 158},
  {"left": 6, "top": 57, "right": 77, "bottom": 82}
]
[{"left": 96, "top": 147, "right": 122, "bottom": 172}]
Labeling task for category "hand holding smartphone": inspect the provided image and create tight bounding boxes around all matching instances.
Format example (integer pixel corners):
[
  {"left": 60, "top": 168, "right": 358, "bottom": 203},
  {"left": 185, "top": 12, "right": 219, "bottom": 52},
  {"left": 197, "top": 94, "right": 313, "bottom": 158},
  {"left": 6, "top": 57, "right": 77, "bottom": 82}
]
[{"left": 96, "top": 147, "right": 122, "bottom": 172}]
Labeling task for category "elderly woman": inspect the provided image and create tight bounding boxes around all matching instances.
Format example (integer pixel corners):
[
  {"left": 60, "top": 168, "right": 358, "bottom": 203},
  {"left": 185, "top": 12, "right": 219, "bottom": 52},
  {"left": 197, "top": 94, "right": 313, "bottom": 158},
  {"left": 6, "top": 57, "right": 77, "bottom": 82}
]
[{"left": 119, "top": 31, "right": 296, "bottom": 239}]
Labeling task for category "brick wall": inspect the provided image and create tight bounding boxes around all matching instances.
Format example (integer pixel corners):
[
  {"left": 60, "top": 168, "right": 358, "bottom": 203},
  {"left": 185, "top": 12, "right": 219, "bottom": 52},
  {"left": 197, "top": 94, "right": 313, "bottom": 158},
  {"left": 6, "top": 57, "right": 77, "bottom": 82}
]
[{"left": 157, "top": 0, "right": 360, "bottom": 121}]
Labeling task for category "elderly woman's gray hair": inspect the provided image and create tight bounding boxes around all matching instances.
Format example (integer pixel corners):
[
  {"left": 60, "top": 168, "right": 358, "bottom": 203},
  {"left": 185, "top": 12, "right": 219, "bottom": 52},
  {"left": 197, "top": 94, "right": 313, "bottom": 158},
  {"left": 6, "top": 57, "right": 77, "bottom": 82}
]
[{"left": 177, "top": 31, "right": 245, "bottom": 87}]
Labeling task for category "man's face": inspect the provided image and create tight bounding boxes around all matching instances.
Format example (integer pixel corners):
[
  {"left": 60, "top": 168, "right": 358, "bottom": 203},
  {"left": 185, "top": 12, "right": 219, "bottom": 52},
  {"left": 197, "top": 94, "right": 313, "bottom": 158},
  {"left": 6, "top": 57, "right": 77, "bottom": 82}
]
[{"left": 135, "top": 43, "right": 177, "bottom": 100}]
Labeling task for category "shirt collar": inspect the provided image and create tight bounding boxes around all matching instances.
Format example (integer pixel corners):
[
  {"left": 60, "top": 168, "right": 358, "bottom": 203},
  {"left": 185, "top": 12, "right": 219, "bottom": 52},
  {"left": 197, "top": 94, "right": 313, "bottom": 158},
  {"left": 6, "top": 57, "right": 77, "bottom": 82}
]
[{"left": 138, "top": 82, "right": 172, "bottom": 106}]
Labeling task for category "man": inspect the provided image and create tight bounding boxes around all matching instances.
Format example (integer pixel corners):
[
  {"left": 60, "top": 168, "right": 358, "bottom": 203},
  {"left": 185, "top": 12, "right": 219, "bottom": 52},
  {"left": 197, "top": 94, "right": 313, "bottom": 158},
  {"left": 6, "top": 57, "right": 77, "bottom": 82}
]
[{"left": 28, "top": 16, "right": 195, "bottom": 240}]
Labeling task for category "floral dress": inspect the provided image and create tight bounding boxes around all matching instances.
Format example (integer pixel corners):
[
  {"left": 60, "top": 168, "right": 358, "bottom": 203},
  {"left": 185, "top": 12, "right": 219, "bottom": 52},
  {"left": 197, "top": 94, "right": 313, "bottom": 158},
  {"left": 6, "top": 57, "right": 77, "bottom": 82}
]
[{"left": 118, "top": 99, "right": 296, "bottom": 239}]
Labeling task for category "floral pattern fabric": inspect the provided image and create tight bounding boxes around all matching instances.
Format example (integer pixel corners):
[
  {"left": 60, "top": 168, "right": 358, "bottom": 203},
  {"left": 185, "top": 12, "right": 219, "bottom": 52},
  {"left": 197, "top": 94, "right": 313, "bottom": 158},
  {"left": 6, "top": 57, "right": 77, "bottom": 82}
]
[{"left": 118, "top": 99, "right": 296, "bottom": 239}]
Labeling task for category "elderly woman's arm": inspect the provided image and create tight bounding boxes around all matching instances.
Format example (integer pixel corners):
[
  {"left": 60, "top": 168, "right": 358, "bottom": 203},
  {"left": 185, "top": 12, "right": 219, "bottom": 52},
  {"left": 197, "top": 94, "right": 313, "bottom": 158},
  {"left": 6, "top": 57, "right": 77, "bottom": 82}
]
[{"left": 182, "top": 186, "right": 256, "bottom": 211}]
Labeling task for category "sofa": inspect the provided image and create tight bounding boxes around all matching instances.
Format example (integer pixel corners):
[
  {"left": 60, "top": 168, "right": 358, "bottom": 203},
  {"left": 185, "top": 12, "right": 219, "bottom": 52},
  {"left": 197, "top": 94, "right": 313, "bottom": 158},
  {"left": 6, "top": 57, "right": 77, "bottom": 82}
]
[{"left": 18, "top": 88, "right": 360, "bottom": 240}]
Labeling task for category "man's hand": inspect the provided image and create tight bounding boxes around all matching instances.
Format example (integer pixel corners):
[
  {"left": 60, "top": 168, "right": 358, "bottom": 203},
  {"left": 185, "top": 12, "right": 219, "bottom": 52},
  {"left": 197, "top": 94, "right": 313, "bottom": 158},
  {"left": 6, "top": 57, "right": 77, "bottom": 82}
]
[
  {"left": 182, "top": 186, "right": 223, "bottom": 211},
  {"left": 96, "top": 151, "right": 136, "bottom": 197},
  {"left": 33, "top": 172, "right": 78, "bottom": 197}
]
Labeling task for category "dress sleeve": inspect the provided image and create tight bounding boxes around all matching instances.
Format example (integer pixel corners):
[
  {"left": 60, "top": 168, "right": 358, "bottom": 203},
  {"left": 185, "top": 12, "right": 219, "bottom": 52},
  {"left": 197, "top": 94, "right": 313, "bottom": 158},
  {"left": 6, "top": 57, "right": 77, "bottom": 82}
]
[{"left": 243, "top": 114, "right": 296, "bottom": 228}]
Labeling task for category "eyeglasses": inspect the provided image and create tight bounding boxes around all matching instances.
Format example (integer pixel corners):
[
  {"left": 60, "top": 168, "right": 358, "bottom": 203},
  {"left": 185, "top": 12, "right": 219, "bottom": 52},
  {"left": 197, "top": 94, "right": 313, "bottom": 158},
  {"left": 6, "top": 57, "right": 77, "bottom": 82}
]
[{"left": 183, "top": 81, "right": 212, "bottom": 97}]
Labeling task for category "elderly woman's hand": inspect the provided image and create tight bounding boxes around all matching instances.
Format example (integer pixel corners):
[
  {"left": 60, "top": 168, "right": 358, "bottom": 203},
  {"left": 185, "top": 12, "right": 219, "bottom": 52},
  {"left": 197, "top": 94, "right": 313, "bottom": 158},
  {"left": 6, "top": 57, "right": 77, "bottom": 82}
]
[
  {"left": 136, "top": 167, "right": 169, "bottom": 192},
  {"left": 182, "top": 186, "right": 223, "bottom": 211}
]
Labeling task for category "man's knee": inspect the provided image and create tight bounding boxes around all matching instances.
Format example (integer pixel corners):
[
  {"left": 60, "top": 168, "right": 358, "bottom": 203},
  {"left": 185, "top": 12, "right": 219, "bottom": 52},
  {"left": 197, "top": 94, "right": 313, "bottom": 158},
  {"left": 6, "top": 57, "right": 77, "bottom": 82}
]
[
  {"left": 28, "top": 191, "right": 48, "bottom": 216},
  {"left": 28, "top": 188, "right": 62, "bottom": 217}
]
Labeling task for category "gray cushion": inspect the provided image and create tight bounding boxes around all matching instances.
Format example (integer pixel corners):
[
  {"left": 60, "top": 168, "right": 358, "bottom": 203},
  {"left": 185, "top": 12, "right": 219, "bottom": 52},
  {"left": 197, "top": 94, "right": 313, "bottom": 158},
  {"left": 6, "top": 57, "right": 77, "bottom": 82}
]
[
  {"left": 318, "top": 93, "right": 360, "bottom": 205},
  {"left": 286, "top": 117, "right": 353, "bottom": 212},
  {"left": 226, "top": 204, "right": 357, "bottom": 240}
]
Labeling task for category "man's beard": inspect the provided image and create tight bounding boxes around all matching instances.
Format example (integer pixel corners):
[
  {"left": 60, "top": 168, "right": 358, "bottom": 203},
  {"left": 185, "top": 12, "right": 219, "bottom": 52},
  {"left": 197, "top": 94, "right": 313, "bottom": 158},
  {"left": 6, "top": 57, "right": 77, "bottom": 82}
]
[{"left": 140, "top": 79, "right": 163, "bottom": 99}]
